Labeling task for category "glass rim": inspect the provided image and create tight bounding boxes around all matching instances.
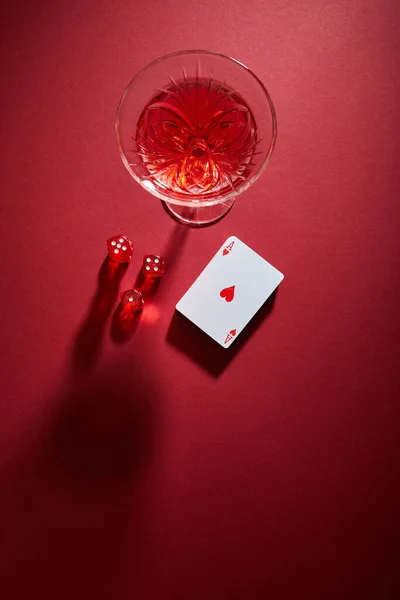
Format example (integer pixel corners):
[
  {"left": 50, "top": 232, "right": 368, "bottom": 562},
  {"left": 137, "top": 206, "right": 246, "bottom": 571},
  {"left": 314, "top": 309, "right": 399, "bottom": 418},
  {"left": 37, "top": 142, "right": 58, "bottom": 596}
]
[{"left": 115, "top": 49, "right": 277, "bottom": 207}]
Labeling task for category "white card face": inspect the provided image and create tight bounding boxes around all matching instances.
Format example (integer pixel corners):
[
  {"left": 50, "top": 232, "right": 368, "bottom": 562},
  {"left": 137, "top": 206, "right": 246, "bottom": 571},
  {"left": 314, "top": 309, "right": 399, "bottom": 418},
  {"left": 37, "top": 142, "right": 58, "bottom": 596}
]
[{"left": 176, "top": 236, "right": 284, "bottom": 348}]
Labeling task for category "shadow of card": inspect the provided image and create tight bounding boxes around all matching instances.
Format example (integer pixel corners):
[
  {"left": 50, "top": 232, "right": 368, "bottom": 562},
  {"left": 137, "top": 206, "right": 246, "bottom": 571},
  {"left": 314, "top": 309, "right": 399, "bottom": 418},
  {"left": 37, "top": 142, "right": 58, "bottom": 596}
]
[{"left": 166, "top": 289, "right": 278, "bottom": 377}]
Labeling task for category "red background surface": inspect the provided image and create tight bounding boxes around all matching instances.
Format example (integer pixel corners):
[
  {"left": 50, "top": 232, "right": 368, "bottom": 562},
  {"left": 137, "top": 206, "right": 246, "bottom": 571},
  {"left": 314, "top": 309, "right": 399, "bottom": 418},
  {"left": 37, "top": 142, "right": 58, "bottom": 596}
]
[{"left": 1, "top": 1, "right": 399, "bottom": 598}]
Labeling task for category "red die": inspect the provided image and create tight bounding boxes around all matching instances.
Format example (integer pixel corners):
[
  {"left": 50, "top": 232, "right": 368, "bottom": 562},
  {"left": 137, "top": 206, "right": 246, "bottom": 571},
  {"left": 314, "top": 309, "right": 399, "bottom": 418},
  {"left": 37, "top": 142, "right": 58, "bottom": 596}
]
[
  {"left": 142, "top": 255, "right": 164, "bottom": 278},
  {"left": 120, "top": 289, "right": 144, "bottom": 312},
  {"left": 106, "top": 235, "right": 133, "bottom": 263}
]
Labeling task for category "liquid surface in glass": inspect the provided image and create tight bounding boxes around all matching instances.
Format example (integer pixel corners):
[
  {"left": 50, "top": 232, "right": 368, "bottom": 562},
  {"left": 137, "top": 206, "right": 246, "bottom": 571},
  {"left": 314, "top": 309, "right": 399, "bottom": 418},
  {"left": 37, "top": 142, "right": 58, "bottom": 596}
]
[{"left": 135, "top": 76, "right": 258, "bottom": 199}]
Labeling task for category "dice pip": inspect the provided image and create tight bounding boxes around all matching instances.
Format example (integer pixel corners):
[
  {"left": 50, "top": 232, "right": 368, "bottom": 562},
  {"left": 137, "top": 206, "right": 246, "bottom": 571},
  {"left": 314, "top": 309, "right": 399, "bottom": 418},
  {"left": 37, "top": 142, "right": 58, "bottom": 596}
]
[{"left": 142, "top": 255, "right": 164, "bottom": 279}]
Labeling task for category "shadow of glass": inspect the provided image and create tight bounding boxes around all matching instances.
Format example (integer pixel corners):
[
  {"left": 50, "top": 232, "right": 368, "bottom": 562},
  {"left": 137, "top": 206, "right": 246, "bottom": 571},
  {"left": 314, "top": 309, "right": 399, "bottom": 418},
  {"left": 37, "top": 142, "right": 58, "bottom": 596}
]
[
  {"left": 0, "top": 360, "right": 161, "bottom": 599},
  {"left": 50, "top": 365, "right": 157, "bottom": 486},
  {"left": 159, "top": 222, "right": 191, "bottom": 290}
]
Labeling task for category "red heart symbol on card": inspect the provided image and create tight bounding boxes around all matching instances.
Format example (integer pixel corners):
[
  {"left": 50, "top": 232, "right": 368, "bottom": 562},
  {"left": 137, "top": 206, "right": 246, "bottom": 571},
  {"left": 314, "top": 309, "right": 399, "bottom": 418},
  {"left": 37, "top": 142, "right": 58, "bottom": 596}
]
[
  {"left": 223, "top": 248, "right": 229, "bottom": 256},
  {"left": 220, "top": 285, "right": 235, "bottom": 302}
]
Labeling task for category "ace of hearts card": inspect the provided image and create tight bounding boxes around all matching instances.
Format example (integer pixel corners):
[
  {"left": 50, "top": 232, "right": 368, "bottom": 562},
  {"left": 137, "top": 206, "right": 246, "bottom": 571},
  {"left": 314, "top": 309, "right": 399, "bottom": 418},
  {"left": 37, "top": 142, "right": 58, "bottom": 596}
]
[{"left": 176, "top": 236, "right": 284, "bottom": 348}]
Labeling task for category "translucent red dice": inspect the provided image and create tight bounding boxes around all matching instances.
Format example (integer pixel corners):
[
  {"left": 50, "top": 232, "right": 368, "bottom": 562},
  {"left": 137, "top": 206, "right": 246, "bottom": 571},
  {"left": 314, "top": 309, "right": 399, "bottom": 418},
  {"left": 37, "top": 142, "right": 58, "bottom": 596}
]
[
  {"left": 120, "top": 289, "right": 144, "bottom": 312},
  {"left": 106, "top": 235, "right": 133, "bottom": 263},
  {"left": 142, "top": 255, "right": 165, "bottom": 279}
]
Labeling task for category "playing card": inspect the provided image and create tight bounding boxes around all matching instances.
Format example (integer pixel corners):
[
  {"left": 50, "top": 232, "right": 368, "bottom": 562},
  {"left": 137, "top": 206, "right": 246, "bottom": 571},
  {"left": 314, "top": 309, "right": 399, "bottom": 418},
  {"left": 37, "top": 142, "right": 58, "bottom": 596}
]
[{"left": 176, "top": 236, "right": 284, "bottom": 348}]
